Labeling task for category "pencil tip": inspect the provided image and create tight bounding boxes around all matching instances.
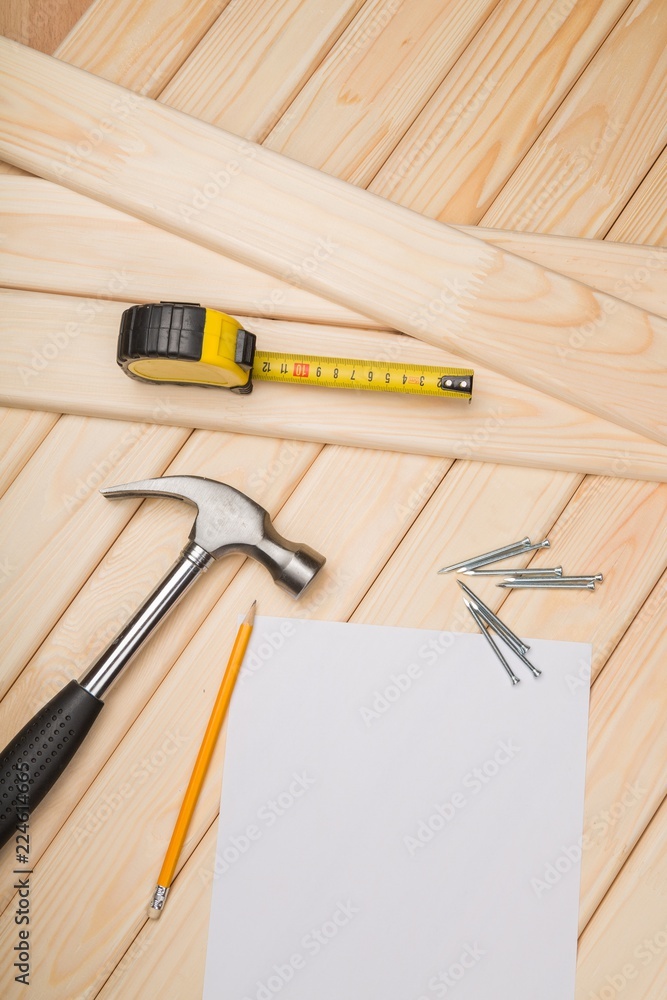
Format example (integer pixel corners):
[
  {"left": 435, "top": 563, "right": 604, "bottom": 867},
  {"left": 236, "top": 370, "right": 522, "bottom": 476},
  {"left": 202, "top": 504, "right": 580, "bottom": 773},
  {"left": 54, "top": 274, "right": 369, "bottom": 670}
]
[{"left": 245, "top": 600, "right": 257, "bottom": 625}]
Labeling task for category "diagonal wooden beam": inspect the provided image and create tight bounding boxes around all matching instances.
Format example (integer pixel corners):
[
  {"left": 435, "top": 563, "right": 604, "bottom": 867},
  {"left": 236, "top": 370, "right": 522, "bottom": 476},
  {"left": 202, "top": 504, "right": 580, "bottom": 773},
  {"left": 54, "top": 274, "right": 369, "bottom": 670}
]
[
  {"left": 3, "top": 177, "right": 667, "bottom": 322},
  {"left": 3, "top": 289, "right": 667, "bottom": 481},
  {"left": 0, "top": 41, "right": 665, "bottom": 448}
]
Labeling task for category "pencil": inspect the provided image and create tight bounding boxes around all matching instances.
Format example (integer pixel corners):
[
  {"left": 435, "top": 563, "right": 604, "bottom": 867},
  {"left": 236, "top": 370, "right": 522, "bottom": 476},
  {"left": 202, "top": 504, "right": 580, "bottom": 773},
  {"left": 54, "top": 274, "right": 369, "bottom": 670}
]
[{"left": 147, "top": 600, "right": 256, "bottom": 919}]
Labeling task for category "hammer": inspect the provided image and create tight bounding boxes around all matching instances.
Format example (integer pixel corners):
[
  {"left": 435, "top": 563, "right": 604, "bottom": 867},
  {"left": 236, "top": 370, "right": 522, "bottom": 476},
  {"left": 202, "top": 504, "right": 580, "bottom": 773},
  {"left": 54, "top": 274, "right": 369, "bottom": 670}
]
[{"left": 0, "top": 476, "right": 325, "bottom": 849}]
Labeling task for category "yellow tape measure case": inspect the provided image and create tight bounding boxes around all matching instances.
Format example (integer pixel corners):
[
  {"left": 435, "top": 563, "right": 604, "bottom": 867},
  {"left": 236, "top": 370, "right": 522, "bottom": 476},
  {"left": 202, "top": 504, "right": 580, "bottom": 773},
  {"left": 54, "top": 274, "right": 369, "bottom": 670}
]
[{"left": 117, "top": 302, "right": 256, "bottom": 393}]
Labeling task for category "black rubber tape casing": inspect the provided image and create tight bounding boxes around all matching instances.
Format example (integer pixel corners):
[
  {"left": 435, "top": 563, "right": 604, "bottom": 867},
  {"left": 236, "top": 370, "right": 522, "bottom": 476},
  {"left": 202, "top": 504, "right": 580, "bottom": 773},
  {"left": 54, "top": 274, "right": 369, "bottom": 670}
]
[
  {"left": 0, "top": 681, "right": 104, "bottom": 849},
  {"left": 117, "top": 301, "right": 257, "bottom": 393}
]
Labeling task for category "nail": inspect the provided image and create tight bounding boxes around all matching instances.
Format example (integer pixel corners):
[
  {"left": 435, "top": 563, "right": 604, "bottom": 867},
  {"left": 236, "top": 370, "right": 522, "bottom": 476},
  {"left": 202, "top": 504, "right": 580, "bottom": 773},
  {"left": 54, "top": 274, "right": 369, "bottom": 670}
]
[
  {"left": 437, "top": 537, "right": 531, "bottom": 574},
  {"left": 456, "top": 540, "right": 550, "bottom": 573},
  {"left": 464, "top": 567, "right": 563, "bottom": 577},
  {"left": 465, "top": 599, "right": 520, "bottom": 686},
  {"left": 457, "top": 580, "right": 529, "bottom": 654},
  {"left": 497, "top": 579, "right": 596, "bottom": 590}
]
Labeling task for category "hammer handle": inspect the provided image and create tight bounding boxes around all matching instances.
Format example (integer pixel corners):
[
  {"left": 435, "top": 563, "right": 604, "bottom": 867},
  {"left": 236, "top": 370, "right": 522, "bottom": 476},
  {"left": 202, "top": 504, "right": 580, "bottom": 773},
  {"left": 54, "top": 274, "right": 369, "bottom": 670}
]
[{"left": 0, "top": 681, "right": 103, "bottom": 850}]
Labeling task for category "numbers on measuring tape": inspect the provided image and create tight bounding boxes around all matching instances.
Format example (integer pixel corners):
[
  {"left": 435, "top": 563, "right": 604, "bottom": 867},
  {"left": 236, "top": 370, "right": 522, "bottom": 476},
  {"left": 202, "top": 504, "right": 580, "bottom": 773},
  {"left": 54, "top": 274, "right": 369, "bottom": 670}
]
[{"left": 252, "top": 352, "right": 473, "bottom": 399}]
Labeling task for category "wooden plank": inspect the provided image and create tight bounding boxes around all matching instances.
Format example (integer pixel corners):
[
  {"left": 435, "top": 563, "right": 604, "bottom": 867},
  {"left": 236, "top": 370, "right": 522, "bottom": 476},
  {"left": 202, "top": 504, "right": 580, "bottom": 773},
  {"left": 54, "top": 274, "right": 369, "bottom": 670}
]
[
  {"left": 4, "top": 177, "right": 667, "bottom": 320},
  {"left": 0, "top": 0, "right": 231, "bottom": 177},
  {"left": 608, "top": 144, "right": 667, "bottom": 244},
  {"left": 4, "top": 290, "right": 667, "bottom": 480},
  {"left": 161, "top": 0, "right": 368, "bottom": 142},
  {"left": 0, "top": 444, "right": 451, "bottom": 999},
  {"left": 482, "top": 0, "right": 667, "bottom": 236},
  {"left": 372, "top": 0, "right": 631, "bottom": 221},
  {"left": 0, "top": 414, "right": 190, "bottom": 701},
  {"left": 0, "top": 178, "right": 382, "bottom": 327},
  {"left": 0, "top": 408, "right": 58, "bottom": 497},
  {"left": 576, "top": 797, "right": 667, "bottom": 1000},
  {"left": 578, "top": 568, "right": 667, "bottom": 926},
  {"left": 263, "top": 0, "right": 500, "bottom": 184},
  {"left": 1, "top": 42, "right": 666, "bottom": 446},
  {"left": 44, "top": 0, "right": 230, "bottom": 96}
]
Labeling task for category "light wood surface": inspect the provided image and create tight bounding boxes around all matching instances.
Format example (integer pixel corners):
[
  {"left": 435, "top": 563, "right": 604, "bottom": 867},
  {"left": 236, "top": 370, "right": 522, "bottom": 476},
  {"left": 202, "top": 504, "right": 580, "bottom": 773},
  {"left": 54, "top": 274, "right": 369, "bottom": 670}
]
[
  {"left": 3, "top": 289, "right": 667, "bottom": 480},
  {"left": 1, "top": 40, "right": 666, "bottom": 450},
  {"left": 4, "top": 177, "right": 667, "bottom": 319},
  {"left": 0, "top": 2, "right": 666, "bottom": 998}
]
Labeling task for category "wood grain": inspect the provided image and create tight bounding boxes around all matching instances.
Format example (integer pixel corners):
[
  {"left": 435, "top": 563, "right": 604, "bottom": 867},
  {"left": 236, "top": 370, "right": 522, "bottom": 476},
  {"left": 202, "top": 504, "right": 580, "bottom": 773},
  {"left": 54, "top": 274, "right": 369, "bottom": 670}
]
[
  {"left": 608, "top": 144, "right": 667, "bottom": 244},
  {"left": 160, "top": 0, "right": 368, "bottom": 142},
  {"left": 4, "top": 177, "right": 667, "bottom": 321},
  {"left": 0, "top": 414, "right": 189, "bottom": 701},
  {"left": 483, "top": 0, "right": 667, "bottom": 236},
  {"left": 0, "top": 408, "right": 58, "bottom": 497},
  {"left": 1, "top": 41, "right": 666, "bottom": 447},
  {"left": 372, "top": 0, "right": 631, "bottom": 222},
  {"left": 4, "top": 290, "right": 667, "bottom": 480},
  {"left": 263, "top": 0, "right": 499, "bottom": 184},
  {"left": 576, "top": 797, "right": 667, "bottom": 999}
]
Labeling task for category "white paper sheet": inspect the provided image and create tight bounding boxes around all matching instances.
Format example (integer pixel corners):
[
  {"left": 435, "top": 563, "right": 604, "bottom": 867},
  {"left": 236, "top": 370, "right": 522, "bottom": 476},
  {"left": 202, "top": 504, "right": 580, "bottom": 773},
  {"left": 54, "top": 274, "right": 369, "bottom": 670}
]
[{"left": 203, "top": 617, "right": 590, "bottom": 1000}]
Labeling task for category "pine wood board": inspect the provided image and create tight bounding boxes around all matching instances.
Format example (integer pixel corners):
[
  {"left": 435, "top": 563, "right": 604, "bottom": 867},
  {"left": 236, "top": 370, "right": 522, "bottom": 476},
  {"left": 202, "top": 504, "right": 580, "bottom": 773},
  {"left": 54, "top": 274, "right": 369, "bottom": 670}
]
[
  {"left": 160, "top": 0, "right": 369, "bottom": 143},
  {"left": 260, "top": 0, "right": 500, "bottom": 184},
  {"left": 0, "top": 0, "right": 666, "bottom": 996},
  {"left": 576, "top": 796, "right": 667, "bottom": 1000},
  {"left": 1, "top": 43, "right": 666, "bottom": 448},
  {"left": 4, "top": 177, "right": 667, "bottom": 321},
  {"left": 0, "top": 407, "right": 58, "bottom": 497},
  {"left": 482, "top": 0, "right": 667, "bottom": 236},
  {"left": 5, "top": 290, "right": 667, "bottom": 481},
  {"left": 0, "top": 414, "right": 190, "bottom": 701},
  {"left": 609, "top": 144, "right": 667, "bottom": 244},
  {"left": 371, "top": 0, "right": 632, "bottom": 221}
]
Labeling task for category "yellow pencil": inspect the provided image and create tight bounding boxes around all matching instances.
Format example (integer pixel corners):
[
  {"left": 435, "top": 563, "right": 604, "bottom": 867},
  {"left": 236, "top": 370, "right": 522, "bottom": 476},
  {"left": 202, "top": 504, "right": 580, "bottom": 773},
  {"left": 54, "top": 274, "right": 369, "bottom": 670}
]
[{"left": 147, "top": 600, "right": 256, "bottom": 919}]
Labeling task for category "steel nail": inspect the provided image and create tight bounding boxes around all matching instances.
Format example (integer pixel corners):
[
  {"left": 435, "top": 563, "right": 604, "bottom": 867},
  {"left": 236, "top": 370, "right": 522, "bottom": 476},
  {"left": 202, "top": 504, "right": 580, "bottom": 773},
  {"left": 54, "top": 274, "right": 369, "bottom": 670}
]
[
  {"left": 464, "top": 567, "right": 563, "bottom": 577},
  {"left": 437, "top": 537, "right": 531, "bottom": 574},
  {"left": 456, "top": 539, "right": 551, "bottom": 573},
  {"left": 465, "top": 599, "right": 520, "bottom": 686},
  {"left": 457, "top": 580, "right": 529, "bottom": 654},
  {"left": 497, "top": 579, "right": 596, "bottom": 590}
]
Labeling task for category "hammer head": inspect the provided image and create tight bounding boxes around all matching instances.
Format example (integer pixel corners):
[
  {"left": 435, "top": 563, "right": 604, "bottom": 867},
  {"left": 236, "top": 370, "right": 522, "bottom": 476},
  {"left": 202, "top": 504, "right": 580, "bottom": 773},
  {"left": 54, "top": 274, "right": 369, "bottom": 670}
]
[{"left": 101, "top": 475, "right": 325, "bottom": 598}]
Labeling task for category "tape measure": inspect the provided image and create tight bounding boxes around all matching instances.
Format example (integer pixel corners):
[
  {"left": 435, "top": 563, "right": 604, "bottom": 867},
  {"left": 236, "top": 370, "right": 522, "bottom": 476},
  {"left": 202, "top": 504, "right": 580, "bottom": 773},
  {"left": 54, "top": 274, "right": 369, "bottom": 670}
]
[{"left": 117, "top": 302, "right": 473, "bottom": 400}]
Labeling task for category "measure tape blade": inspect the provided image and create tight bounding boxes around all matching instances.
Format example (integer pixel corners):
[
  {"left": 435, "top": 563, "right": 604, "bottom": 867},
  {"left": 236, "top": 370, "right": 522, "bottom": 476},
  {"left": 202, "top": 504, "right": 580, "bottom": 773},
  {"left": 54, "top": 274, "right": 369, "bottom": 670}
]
[{"left": 253, "top": 352, "right": 472, "bottom": 399}]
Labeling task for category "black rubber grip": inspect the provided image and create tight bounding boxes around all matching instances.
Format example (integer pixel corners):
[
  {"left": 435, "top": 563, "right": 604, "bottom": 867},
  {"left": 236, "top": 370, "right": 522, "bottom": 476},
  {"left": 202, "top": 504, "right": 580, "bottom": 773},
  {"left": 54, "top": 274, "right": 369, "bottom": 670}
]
[{"left": 0, "top": 681, "right": 103, "bottom": 849}]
